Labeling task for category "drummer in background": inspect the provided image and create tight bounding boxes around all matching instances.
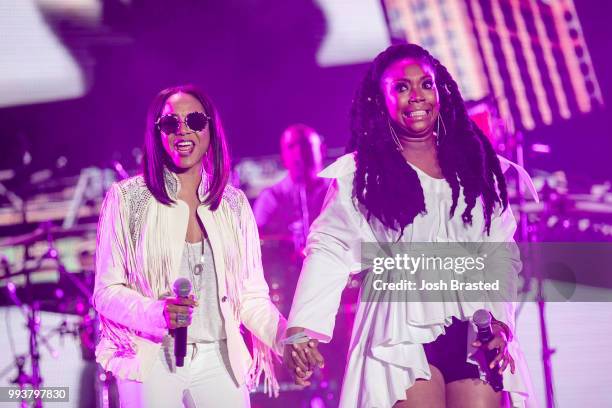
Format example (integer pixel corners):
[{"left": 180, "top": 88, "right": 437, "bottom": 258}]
[{"left": 253, "top": 124, "right": 329, "bottom": 253}]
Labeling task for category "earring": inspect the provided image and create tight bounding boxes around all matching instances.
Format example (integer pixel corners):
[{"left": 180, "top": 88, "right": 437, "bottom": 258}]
[
  {"left": 387, "top": 119, "right": 404, "bottom": 152},
  {"left": 439, "top": 114, "right": 447, "bottom": 135},
  {"left": 435, "top": 115, "right": 447, "bottom": 147}
]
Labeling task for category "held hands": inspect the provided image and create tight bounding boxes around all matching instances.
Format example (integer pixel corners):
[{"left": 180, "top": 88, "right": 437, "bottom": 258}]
[
  {"left": 163, "top": 295, "right": 198, "bottom": 330},
  {"left": 283, "top": 328, "right": 325, "bottom": 387},
  {"left": 472, "top": 323, "right": 516, "bottom": 375}
]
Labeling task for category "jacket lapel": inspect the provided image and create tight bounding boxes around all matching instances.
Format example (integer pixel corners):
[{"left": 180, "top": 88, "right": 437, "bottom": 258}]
[
  {"left": 196, "top": 205, "right": 227, "bottom": 294},
  {"left": 166, "top": 202, "right": 190, "bottom": 285}
]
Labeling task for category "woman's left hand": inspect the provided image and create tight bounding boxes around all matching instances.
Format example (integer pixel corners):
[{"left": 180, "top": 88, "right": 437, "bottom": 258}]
[{"left": 472, "top": 324, "right": 516, "bottom": 375}]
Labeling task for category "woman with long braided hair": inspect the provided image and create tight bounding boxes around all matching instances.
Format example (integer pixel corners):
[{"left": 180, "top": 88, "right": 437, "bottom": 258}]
[{"left": 283, "top": 44, "right": 535, "bottom": 407}]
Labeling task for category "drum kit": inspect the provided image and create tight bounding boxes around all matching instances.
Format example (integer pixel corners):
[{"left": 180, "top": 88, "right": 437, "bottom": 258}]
[
  {"left": 517, "top": 188, "right": 612, "bottom": 241},
  {"left": 0, "top": 222, "right": 116, "bottom": 408}
]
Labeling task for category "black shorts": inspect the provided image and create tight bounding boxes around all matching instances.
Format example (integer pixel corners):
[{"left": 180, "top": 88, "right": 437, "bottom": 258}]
[{"left": 423, "top": 317, "right": 480, "bottom": 383}]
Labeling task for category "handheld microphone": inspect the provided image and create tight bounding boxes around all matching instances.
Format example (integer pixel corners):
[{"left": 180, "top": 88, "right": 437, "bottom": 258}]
[
  {"left": 173, "top": 277, "right": 192, "bottom": 367},
  {"left": 473, "top": 309, "right": 504, "bottom": 392}
]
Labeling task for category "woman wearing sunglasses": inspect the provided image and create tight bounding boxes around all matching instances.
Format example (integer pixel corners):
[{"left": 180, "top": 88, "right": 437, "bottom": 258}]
[{"left": 94, "top": 85, "right": 286, "bottom": 407}]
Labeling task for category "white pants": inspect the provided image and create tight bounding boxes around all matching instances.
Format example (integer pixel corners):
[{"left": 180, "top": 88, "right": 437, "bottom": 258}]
[{"left": 117, "top": 341, "right": 250, "bottom": 408}]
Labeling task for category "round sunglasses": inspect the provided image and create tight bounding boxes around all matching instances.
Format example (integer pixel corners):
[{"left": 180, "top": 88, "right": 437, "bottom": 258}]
[{"left": 156, "top": 112, "right": 211, "bottom": 135}]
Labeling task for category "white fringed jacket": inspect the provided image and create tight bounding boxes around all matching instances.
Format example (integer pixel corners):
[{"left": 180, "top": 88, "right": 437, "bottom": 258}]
[{"left": 93, "top": 169, "right": 286, "bottom": 395}]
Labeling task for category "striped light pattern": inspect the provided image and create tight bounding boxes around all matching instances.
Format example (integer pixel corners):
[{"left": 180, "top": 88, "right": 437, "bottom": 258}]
[
  {"left": 385, "top": 0, "right": 490, "bottom": 100},
  {"left": 383, "top": 0, "right": 603, "bottom": 131}
]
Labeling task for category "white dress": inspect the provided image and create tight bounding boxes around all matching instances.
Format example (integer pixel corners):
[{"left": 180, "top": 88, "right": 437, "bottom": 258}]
[{"left": 288, "top": 153, "right": 538, "bottom": 408}]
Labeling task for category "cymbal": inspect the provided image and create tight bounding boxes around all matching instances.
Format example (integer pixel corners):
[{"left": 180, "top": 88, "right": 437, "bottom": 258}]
[
  {"left": 0, "top": 223, "right": 97, "bottom": 247},
  {"left": 514, "top": 196, "right": 612, "bottom": 216},
  {"left": 0, "top": 283, "right": 91, "bottom": 315},
  {"left": 0, "top": 272, "right": 94, "bottom": 315}
]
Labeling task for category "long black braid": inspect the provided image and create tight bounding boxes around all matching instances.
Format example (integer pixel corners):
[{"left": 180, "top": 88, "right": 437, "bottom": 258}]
[{"left": 347, "top": 44, "right": 508, "bottom": 237}]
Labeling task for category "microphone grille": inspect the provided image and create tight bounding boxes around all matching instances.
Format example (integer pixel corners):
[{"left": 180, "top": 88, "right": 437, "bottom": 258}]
[
  {"left": 473, "top": 309, "right": 492, "bottom": 329},
  {"left": 173, "top": 277, "right": 192, "bottom": 297}
]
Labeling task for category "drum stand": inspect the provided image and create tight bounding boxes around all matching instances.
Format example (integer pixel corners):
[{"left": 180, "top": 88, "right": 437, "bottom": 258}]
[
  {"left": 1, "top": 225, "right": 94, "bottom": 408},
  {"left": 515, "top": 132, "right": 557, "bottom": 408},
  {"left": 4, "top": 280, "right": 50, "bottom": 408}
]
